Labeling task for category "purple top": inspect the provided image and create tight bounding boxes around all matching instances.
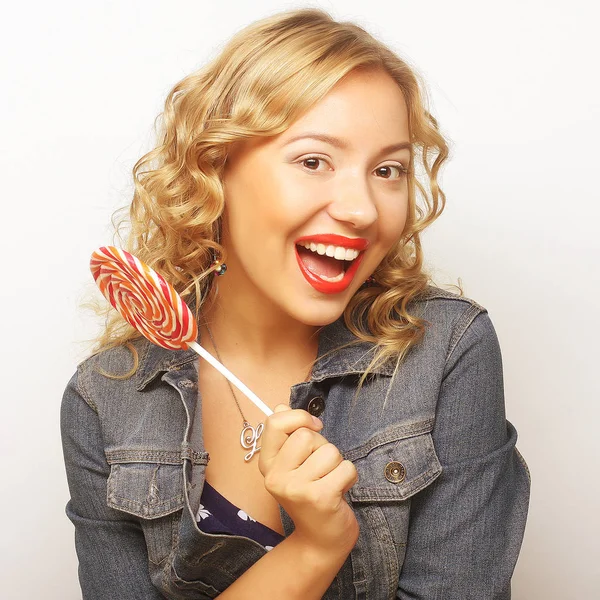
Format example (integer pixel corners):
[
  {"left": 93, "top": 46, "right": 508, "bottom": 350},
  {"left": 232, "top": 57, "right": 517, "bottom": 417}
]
[{"left": 196, "top": 481, "right": 285, "bottom": 551}]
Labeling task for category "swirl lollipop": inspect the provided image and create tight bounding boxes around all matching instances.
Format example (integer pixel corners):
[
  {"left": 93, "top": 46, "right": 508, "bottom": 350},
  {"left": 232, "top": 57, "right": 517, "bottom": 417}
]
[
  {"left": 91, "top": 246, "right": 196, "bottom": 350},
  {"left": 91, "top": 246, "right": 272, "bottom": 416}
]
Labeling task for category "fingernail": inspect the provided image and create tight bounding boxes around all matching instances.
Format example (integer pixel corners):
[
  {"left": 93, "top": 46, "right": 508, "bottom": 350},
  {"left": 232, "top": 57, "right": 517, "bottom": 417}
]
[{"left": 312, "top": 416, "right": 323, "bottom": 428}]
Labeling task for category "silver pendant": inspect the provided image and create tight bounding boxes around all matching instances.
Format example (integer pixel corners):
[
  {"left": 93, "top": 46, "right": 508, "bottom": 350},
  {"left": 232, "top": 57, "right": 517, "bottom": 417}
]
[{"left": 240, "top": 421, "right": 264, "bottom": 462}]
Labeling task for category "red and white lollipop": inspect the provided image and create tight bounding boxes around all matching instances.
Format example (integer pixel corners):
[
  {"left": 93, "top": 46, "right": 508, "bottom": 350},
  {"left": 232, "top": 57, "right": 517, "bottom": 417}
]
[
  {"left": 91, "top": 246, "right": 197, "bottom": 350},
  {"left": 91, "top": 246, "right": 272, "bottom": 416}
]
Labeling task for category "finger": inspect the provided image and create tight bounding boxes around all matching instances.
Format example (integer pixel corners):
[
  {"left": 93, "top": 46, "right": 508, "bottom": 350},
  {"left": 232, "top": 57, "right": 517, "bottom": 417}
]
[
  {"left": 296, "top": 442, "right": 343, "bottom": 480},
  {"left": 259, "top": 408, "right": 323, "bottom": 464},
  {"left": 274, "top": 428, "right": 329, "bottom": 471},
  {"left": 315, "top": 459, "right": 358, "bottom": 496}
]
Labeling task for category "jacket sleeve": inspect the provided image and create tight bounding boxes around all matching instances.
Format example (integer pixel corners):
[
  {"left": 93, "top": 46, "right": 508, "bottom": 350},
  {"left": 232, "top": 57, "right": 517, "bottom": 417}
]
[
  {"left": 61, "top": 369, "right": 165, "bottom": 600},
  {"left": 397, "top": 311, "right": 531, "bottom": 600}
]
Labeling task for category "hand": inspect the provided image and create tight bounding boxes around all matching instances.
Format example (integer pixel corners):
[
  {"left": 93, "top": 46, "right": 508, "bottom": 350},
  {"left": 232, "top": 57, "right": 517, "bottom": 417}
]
[{"left": 258, "top": 404, "right": 359, "bottom": 556}]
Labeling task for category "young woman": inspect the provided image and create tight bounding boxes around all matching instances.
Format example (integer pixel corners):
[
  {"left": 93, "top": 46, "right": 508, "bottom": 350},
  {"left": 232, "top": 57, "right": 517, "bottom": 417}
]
[{"left": 61, "top": 8, "right": 530, "bottom": 599}]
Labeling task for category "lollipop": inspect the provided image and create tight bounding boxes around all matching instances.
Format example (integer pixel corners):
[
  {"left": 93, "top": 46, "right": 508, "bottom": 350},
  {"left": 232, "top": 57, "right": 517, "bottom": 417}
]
[
  {"left": 91, "top": 246, "right": 272, "bottom": 416},
  {"left": 91, "top": 246, "right": 196, "bottom": 350}
]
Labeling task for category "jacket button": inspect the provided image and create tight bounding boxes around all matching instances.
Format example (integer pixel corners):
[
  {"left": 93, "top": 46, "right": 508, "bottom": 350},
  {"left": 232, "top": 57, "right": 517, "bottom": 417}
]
[
  {"left": 307, "top": 396, "right": 325, "bottom": 417},
  {"left": 384, "top": 461, "right": 406, "bottom": 484}
]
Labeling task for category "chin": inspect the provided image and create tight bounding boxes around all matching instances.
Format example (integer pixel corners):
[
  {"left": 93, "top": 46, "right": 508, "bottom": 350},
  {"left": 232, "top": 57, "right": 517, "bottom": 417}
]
[{"left": 287, "top": 296, "right": 351, "bottom": 328}]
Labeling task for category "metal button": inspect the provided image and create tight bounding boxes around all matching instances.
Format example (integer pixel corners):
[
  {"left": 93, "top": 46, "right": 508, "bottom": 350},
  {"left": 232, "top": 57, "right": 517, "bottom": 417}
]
[
  {"left": 384, "top": 461, "right": 406, "bottom": 484},
  {"left": 307, "top": 396, "right": 325, "bottom": 417}
]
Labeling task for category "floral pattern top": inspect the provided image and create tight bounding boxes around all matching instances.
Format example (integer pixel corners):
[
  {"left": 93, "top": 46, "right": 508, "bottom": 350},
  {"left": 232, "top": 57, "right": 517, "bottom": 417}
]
[{"left": 196, "top": 481, "right": 285, "bottom": 551}]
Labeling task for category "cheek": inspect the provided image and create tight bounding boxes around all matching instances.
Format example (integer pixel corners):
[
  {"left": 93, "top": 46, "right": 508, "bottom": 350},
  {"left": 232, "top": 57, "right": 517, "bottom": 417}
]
[
  {"left": 266, "top": 169, "right": 323, "bottom": 220},
  {"left": 236, "top": 167, "right": 306, "bottom": 221},
  {"left": 379, "top": 196, "right": 409, "bottom": 241},
  {"left": 223, "top": 176, "right": 280, "bottom": 236}
]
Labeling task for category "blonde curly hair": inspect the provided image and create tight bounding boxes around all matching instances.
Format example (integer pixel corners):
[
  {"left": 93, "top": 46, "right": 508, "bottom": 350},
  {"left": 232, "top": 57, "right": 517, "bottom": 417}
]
[{"left": 95, "top": 7, "right": 450, "bottom": 374}]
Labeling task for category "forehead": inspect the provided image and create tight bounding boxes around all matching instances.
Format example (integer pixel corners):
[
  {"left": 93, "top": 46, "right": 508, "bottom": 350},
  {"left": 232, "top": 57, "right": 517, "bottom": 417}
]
[
  {"left": 280, "top": 68, "right": 410, "bottom": 145},
  {"left": 226, "top": 68, "right": 410, "bottom": 164}
]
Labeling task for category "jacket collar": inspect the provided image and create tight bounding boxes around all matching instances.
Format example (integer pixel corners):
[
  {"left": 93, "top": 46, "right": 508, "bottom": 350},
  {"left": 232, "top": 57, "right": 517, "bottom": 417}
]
[
  {"left": 135, "top": 317, "right": 396, "bottom": 391},
  {"left": 310, "top": 318, "right": 397, "bottom": 380}
]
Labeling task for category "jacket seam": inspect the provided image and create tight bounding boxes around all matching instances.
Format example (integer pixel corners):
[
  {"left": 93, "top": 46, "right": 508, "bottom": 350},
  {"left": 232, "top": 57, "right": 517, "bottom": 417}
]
[
  {"left": 445, "top": 304, "right": 487, "bottom": 365},
  {"left": 105, "top": 448, "right": 209, "bottom": 466},
  {"left": 76, "top": 363, "right": 98, "bottom": 413},
  {"left": 349, "top": 465, "right": 442, "bottom": 502},
  {"left": 514, "top": 446, "right": 532, "bottom": 484},
  {"left": 343, "top": 419, "right": 435, "bottom": 462},
  {"left": 413, "top": 287, "right": 486, "bottom": 310},
  {"left": 136, "top": 340, "right": 153, "bottom": 388}
]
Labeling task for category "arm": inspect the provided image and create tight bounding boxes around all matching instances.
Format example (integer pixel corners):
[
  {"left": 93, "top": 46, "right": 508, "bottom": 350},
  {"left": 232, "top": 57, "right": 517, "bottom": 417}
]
[
  {"left": 397, "top": 312, "right": 531, "bottom": 600},
  {"left": 216, "top": 531, "right": 351, "bottom": 599},
  {"left": 61, "top": 371, "right": 164, "bottom": 600}
]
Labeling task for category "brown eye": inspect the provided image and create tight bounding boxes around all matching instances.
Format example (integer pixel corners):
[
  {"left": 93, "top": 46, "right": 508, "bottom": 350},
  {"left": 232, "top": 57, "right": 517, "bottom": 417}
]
[
  {"left": 376, "top": 165, "right": 405, "bottom": 179},
  {"left": 302, "top": 158, "right": 322, "bottom": 170}
]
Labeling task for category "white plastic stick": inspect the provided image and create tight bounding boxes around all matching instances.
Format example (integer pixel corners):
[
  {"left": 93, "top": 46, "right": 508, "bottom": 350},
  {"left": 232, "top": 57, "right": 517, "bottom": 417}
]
[{"left": 188, "top": 341, "right": 273, "bottom": 416}]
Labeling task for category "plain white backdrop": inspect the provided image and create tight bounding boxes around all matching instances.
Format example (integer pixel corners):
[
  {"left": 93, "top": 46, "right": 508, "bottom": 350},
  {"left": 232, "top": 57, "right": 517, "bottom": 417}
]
[{"left": 1, "top": 1, "right": 598, "bottom": 598}]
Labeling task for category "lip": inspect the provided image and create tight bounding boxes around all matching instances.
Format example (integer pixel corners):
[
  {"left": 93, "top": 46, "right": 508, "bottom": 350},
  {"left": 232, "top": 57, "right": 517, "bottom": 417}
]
[
  {"left": 294, "top": 234, "right": 370, "bottom": 251},
  {"left": 294, "top": 242, "right": 366, "bottom": 295}
]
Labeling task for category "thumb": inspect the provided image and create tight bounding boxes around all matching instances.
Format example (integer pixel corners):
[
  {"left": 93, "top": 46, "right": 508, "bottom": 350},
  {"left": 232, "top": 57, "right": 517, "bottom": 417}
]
[{"left": 273, "top": 403, "right": 291, "bottom": 413}]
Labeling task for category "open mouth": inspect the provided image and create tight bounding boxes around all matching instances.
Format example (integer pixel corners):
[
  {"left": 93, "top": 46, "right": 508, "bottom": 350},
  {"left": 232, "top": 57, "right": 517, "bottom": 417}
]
[
  {"left": 294, "top": 235, "right": 368, "bottom": 294},
  {"left": 296, "top": 242, "right": 359, "bottom": 282}
]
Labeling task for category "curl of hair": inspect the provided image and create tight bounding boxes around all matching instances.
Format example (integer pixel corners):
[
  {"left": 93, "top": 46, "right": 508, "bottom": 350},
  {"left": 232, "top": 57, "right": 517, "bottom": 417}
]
[{"left": 93, "top": 7, "right": 450, "bottom": 374}]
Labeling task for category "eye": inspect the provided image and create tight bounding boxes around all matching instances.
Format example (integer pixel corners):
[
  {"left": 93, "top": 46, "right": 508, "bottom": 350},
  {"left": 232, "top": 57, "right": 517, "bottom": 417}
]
[
  {"left": 298, "top": 156, "right": 330, "bottom": 171},
  {"left": 375, "top": 164, "right": 408, "bottom": 179}
]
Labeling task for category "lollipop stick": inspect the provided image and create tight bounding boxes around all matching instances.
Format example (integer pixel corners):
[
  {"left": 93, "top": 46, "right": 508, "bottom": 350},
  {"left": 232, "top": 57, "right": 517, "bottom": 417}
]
[{"left": 188, "top": 341, "right": 273, "bottom": 417}]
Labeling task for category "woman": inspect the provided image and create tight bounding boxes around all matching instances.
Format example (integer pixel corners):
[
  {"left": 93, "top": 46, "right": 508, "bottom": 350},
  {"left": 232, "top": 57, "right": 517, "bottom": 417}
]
[{"left": 61, "top": 8, "right": 530, "bottom": 599}]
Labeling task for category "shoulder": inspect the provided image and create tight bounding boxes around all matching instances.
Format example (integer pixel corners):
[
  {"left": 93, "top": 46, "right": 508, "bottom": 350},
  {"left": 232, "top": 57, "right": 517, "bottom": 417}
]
[
  {"left": 410, "top": 284, "right": 486, "bottom": 317},
  {"left": 78, "top": 336, "right": 150, "bottom": 375},
  {"left": 64, "top": 338, "right": 193, "bottom": 451},
  {"left": 407, "top": 285, "right": 491, "bottom": 363},
  {"left": 67, "top": 337, "right": 156, "bottom": 414}
]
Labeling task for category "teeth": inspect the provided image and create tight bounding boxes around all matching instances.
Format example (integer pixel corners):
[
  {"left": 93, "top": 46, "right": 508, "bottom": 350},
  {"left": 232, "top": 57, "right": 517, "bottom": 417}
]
[
  {"left": 319, "top": 272, "right": 345, "bottom": 283},
  {"left": 298, "top": 241, "right": 360, "bottom": 262}
]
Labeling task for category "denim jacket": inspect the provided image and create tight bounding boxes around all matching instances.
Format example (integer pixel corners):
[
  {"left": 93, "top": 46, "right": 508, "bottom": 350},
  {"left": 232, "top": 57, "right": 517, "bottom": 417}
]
[{"left": 61, "top": 286, "right": 530, "bottom": 599}]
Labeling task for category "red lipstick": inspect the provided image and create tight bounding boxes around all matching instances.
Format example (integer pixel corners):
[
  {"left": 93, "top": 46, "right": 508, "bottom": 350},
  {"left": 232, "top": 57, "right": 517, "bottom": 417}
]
[{"left": 294, "top": 234, "right": 369, "bottom": 295}]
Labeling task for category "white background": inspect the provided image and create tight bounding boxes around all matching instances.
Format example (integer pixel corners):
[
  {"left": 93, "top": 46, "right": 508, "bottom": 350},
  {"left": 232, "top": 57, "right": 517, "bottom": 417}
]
[{"left": 1, "top": 1, "right": 598, "bottom": 598}]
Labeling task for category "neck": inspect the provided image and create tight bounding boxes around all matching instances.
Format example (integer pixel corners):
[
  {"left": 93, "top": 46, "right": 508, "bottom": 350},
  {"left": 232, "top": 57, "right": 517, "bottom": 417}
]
[{"left": 200, "top": 277, "right": 320, "bottom": 364}]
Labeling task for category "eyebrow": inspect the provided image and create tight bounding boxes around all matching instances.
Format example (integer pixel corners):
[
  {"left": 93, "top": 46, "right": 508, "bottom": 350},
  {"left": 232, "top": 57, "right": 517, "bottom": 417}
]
[{"left": 281, "top": 133, "right": 412, "bottom": 154}]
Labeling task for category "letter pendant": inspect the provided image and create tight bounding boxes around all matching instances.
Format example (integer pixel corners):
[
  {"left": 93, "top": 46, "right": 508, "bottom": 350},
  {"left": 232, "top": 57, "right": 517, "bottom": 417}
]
[{"left": 240, "top": 421, "right": 264, "bottom": 462}]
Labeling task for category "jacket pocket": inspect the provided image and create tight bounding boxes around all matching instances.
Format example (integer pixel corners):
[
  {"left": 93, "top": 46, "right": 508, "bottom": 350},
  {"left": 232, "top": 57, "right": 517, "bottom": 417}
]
[
  {"left": 346, "top": 418, "right": 441, "bottom": 502},
  {"left": 106, "top": 458, "right": 185, "bottom": 519},
  {"left": 105, "top": 449, "right": 197, "bottom": 565},
  {"left": 343, "top": 420, "right": 442, "bottom": 600}
]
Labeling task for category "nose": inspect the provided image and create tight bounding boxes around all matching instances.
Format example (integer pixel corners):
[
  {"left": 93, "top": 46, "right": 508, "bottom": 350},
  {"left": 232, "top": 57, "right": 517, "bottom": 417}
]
[{"left": 325, "top": 173, "right": 378, "bottom": 230}]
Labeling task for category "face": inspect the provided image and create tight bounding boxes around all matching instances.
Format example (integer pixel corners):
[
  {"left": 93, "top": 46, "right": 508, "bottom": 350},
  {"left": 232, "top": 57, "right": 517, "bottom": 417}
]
[{"left": 220, "top": 67, "right": 411, "bottom": 326}]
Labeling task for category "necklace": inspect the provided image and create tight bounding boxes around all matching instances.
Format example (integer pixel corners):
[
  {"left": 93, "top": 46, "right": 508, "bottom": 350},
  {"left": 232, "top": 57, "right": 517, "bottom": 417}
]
[{"left": 204, "top": 323, "right": 264, "bottom": 462}]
